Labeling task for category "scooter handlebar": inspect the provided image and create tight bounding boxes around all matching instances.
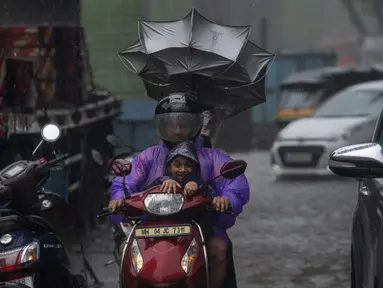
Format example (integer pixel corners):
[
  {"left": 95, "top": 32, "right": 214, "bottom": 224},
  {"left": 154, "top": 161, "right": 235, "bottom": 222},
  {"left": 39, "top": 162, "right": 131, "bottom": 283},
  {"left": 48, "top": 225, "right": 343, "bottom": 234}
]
[
  {"left": 205, "top": 202, "right": 234, "bottom": 215},
  {"left": 97, "top": 207, "right": 113, "bottom": 219},
  {"left": 48, "top": 153, "right": 69, "bottom": 166},
  {"left": 97, "top": 196, "right": 234, "bottom": 219},
  {"left": 33, "top": 154, "right": 70, "bottom": 179}
]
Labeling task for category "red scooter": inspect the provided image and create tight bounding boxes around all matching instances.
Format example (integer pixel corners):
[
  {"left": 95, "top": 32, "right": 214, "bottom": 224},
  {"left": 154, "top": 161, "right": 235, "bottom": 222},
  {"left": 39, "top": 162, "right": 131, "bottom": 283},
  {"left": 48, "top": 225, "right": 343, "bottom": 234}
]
[{"left": 98, "top": 159, "right": 247, "bottom": 288}]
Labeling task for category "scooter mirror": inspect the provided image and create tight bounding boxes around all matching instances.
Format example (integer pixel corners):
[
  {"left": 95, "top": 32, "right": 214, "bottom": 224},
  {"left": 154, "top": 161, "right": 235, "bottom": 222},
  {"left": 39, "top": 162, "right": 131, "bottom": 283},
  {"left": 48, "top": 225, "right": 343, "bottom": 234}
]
[
  {"left": 41, "top": 123, "right": 61, "bottom": 142},
  {"left": 91, "top": 149, "right": 104, "bottom": 166},
  {"left": 220, "top": 159, "right": 247, "bottom": 179},
  {"left": 106, "top": 134, "right": 124, "bottom": 148}
]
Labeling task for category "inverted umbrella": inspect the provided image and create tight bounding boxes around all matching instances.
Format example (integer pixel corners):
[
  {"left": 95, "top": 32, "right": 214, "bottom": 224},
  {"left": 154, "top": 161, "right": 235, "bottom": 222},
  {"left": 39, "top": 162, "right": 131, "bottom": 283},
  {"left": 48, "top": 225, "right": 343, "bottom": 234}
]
[{"left": 118, "top": 8, "right": 275, "bottom": 119}]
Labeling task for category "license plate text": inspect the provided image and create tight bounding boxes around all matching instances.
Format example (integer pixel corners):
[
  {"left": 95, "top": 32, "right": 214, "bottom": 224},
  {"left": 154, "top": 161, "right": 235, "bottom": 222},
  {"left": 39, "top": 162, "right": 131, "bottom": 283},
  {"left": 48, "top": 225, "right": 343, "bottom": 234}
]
[{"left": 135, "top": 225, "right": 191, "bottom": 238}]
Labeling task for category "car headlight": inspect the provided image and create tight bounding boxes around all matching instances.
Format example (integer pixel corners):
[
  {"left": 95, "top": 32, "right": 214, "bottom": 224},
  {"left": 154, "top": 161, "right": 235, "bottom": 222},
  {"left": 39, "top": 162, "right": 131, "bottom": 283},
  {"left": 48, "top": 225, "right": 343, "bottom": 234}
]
[
  {"left": 181, "top": 238, "right": 198, "bottom": 274},
  {"left": 328, "top": 131, "right": 352, "bottom": 142},
  {"left": 144, "top": 193, "right": 184, "bottom": 215}
]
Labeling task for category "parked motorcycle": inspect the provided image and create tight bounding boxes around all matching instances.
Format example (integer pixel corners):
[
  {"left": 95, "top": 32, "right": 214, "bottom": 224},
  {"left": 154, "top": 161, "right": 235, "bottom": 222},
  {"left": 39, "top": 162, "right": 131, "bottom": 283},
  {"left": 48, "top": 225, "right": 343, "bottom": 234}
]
[
  {"left": 0, "top": 123, "right": 86, "bottom": 288},
  {"left": 98, "top": 159, "right": 246, "bottom": 288},
  {"left": 91, "top": 139, "right": 134, "bottom": 267}
]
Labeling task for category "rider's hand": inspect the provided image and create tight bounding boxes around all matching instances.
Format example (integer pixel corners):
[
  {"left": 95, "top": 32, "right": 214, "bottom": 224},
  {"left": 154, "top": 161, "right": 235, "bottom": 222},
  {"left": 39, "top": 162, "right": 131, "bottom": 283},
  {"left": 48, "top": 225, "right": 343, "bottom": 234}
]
[
  {"left": 184, "top": 181, "right": 198, "bottom": 196},
  {"left": 161, "top": 179, "right": 181, "bottom": 193},
  {"left": 108, "top": 199, "right": 124, "bottom": 213},
  {"left": 111, "top": 159, "right": 132, "bottom": 176},
  {"left": 212, "top": 196, "right": 231, "bottom": 212}
]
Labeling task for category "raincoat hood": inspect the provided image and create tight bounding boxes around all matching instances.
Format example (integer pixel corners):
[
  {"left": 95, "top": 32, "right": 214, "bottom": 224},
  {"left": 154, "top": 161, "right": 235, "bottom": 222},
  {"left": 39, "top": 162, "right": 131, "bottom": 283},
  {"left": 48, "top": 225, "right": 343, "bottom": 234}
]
[{"left": 166, "top": 141, "right": 199, "bottom": 164}]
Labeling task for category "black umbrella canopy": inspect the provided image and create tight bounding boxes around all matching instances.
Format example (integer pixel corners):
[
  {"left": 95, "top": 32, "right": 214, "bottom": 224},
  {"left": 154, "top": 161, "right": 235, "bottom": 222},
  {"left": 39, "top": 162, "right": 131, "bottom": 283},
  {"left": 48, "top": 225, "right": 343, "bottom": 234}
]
[{"left": 119, "top": 8, "right": 275, "bottom": 119}]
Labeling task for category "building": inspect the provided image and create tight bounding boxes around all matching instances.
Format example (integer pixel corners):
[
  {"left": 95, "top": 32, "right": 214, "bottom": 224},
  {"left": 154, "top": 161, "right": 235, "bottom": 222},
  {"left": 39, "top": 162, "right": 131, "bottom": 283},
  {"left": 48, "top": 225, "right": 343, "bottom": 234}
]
[{"left": 82, "top": 0, "right": 143, "bottom": 99}]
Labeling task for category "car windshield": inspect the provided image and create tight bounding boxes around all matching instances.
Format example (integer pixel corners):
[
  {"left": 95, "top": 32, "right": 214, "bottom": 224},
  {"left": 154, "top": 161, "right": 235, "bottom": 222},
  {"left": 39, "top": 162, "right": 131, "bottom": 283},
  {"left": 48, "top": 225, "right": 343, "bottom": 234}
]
[
  {"left": 279, "top": 87, "right": 323, "bottom": 109},
  {"left": 313, "top": 88, "right": 383, "bottom": 117}
]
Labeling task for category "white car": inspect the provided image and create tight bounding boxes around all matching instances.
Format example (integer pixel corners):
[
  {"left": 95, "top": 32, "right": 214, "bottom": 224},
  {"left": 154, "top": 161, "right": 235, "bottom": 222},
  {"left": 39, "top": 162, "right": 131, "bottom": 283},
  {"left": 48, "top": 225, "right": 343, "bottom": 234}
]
[{"left": 270, "top": 80, "right": 383, "bottom": 177}]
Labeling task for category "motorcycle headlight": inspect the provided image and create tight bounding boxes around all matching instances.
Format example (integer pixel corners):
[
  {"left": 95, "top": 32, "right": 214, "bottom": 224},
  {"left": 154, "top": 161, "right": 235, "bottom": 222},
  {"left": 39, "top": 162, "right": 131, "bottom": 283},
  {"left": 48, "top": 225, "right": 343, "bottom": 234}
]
[{"left": 144, "top": 193, "right": 184, "bottom": 215}]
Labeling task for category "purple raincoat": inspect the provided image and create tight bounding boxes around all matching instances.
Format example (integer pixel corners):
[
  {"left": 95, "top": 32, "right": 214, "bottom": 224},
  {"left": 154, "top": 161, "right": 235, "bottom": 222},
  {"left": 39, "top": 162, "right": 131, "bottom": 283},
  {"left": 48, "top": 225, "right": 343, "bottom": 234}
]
[{"left": 109, "top": 137, "right": 250, "bottom": 244}]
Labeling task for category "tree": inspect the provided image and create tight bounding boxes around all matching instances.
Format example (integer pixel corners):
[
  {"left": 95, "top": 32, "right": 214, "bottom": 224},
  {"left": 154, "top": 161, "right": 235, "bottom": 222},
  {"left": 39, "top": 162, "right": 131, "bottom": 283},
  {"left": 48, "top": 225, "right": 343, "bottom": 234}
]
[{"left": 340, "top": 0, "right": 383, "bottom": 35}]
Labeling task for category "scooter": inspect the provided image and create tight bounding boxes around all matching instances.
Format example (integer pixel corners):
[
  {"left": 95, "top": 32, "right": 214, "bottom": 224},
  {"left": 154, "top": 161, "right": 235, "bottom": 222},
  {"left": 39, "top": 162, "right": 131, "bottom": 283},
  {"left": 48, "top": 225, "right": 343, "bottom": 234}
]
[
  {"left": 0, "top": 123, "right": 87, "bottom": 288},
  {"left": 97, "top": 159, "right": 246, "bottom": 288},
  {"left": 91, "top": 142, "right": 134, "bottom": 267}
]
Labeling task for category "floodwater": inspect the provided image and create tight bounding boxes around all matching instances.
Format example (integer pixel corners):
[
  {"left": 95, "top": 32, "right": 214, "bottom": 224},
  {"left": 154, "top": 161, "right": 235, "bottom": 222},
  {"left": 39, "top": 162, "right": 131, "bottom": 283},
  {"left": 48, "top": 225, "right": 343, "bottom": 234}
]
[
  {"left": 232, "top": 152, "right": 355, "bottom": 288},
  {"left": 85, "top": 151, "right": 356, "bottom": 288}
]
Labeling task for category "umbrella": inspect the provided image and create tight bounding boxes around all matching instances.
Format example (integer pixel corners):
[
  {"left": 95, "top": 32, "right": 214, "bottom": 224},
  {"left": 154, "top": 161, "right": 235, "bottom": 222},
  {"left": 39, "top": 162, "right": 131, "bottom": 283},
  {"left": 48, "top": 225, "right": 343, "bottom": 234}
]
[{"left": 118, "top": 8, "right": 275, "bottom": 119}]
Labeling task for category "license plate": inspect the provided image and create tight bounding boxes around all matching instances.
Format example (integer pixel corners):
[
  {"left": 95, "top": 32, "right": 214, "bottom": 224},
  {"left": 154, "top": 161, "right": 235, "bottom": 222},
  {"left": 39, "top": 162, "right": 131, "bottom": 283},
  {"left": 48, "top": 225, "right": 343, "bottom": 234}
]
[
  {"left": 134, "top": 225, "right": 191, "bottom": 238},
  {"left": 3, "top": 276, "right": 34, "bottom": 288},
  {"left": 285, "top": 152, "right": 313, "bottom": 163}
]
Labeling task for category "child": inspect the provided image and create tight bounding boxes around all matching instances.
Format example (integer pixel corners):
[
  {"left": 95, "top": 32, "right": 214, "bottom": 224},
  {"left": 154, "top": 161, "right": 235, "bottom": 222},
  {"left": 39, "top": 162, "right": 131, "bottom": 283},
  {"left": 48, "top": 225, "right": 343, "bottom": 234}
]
[
  {"left": 142, "top": 141, "right": 215, "bottom": 240},
  {"left": 142, "top": 141, "right": 204, "bottom": 196}
]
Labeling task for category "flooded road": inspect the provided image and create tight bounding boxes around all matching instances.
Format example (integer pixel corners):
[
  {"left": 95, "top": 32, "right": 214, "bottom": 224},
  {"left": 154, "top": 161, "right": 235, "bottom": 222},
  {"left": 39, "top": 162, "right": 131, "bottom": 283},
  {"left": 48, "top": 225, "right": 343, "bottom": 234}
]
[
  {"left": 232, "top": 152, "right": 356, "bottom": 288},
  {"left": 85, "top": 151, "right": 357, "bottom": 288}
]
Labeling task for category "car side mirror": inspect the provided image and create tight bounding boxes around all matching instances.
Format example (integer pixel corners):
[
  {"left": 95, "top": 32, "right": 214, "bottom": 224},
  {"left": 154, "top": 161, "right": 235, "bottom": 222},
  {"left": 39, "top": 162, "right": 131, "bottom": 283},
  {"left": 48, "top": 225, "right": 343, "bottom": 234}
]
[{"left": 328, "top": 143, "right": 383, "bottom": 178}]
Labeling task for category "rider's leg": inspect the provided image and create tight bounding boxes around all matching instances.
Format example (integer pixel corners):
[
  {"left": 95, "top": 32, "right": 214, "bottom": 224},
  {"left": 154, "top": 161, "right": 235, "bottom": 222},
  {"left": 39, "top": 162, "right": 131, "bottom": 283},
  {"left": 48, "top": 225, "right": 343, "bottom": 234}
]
[
  {"left": 223, "top": 240, "right": 237, "bottom": 288},
  {"left": 208, "top": 237, "right": 227, "bottom": 288}
]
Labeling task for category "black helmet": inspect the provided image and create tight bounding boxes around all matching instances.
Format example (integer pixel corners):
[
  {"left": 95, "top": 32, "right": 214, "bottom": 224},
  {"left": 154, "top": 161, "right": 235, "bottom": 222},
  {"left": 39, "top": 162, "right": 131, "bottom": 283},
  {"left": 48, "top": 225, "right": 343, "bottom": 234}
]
[{"left": 154, "top": 92, "right": 203, "bottom": 144}]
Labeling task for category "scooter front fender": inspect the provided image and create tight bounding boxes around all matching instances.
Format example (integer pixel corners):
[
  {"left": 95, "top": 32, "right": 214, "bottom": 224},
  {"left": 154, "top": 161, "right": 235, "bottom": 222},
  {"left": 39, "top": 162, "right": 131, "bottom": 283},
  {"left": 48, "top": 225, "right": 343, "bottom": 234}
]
[{"left": 120, "top": 221, "right": 208, "bottom": 288}]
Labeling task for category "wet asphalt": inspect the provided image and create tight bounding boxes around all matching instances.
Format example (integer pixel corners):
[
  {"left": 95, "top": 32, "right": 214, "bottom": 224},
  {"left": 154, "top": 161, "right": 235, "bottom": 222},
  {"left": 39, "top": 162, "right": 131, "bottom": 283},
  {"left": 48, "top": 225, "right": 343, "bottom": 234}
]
[{"left": 84, "top": 151, "right": 357, "bottom": 288}]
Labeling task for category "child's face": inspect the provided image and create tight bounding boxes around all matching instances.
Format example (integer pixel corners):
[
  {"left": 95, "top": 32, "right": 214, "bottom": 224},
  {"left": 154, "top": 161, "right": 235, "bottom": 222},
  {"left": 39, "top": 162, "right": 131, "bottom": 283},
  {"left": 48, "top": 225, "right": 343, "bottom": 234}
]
[{"left": 169, "top": 156, "right": 195, "bottom": 182}]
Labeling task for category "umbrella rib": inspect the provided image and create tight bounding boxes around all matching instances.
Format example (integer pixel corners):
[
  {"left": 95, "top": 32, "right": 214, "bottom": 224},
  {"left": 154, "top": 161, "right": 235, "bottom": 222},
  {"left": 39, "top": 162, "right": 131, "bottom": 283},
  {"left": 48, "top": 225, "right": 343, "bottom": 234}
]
[
  {"left": 137, "top": 20, "right": 148, "bottom": 54},
  {"left": 187, "top": 9, "right": 195, "bottom": 72},
  {"left": 234, "top": 26, "right": 251, "bottom": 62},
  {"left": 254, "top": 55, "right": 276, "bottom": 83},
  {"left": 141, "top": 76, "right": 171, "bottom": 87},
  {"left": 118, "top": 53, "right": 140, "bottom": 74}
]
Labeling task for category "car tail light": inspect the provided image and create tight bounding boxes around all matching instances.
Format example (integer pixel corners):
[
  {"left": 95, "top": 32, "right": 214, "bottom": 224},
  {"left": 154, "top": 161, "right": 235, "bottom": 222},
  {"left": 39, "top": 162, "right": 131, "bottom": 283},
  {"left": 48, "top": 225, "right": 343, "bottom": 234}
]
[{"left": 0, "top": 241, "right": 39, "bottom": 273}]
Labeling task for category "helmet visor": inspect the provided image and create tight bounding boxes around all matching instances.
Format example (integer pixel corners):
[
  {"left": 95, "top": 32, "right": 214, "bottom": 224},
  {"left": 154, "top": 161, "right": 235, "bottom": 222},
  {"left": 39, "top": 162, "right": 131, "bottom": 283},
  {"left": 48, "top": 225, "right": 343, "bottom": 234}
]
[{"left": 155, "top": 112, "right": 202, "bottom": 143}]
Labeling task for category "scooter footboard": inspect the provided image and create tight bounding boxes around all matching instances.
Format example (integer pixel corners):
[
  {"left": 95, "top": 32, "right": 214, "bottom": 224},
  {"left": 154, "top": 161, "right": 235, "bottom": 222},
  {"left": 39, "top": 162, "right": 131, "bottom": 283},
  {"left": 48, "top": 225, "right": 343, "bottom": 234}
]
[{"left": 120, "top": 220, "right": 208, "bottom": 288}]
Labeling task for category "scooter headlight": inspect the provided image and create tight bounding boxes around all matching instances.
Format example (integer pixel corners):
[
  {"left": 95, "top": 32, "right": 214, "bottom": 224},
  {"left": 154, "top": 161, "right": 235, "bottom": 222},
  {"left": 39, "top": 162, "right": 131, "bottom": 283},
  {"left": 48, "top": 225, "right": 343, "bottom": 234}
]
[
  {"left": 0, "top": 241, "right": 39, "bottom": 272},
  {"left": 131, "top": 239, "right": 143, "bottom": 273},
  {"left": 144, "top": 193, "right": 184, "bottom": 215},
  {"left": 181, "top": 238, "right": 198, "bottom": 274}
]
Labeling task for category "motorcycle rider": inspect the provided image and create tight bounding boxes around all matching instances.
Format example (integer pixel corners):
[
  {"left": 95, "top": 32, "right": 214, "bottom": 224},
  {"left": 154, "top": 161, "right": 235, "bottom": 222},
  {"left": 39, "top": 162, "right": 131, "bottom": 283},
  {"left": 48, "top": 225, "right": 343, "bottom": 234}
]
[{"left": 108, "top": 92, "right": 250, "bottom": 288}]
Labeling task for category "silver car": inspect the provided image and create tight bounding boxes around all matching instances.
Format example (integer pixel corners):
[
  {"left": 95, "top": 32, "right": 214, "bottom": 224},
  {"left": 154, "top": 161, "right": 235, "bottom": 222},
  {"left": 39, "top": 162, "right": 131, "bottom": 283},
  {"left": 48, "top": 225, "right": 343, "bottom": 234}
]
[{"left": 270, "top": 80, "right": 383, "bottom": 177}]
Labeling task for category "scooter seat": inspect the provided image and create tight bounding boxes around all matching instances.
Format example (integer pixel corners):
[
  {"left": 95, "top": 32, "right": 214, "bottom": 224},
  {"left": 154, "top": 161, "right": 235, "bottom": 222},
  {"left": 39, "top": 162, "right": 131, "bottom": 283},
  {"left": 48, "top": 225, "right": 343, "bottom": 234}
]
[
  {"left": 27, "top": 215, "right": 55, "bottom": 232},
  {"left": 0, "top": 215, "right": 29, "bottom": 233}
]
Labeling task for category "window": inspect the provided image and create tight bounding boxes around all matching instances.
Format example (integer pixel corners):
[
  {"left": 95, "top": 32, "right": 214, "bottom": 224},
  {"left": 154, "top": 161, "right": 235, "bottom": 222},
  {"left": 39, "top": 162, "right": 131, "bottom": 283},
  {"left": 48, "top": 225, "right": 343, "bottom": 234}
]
[
  {"left": 314, "top": 89, "right": 383, "bottom": 118},
  {"left": 279, "top": 87, "right": 324, "bottom": 109},
  {"left": 373, "top": 109, "right": 383, "bottom": 145}
]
